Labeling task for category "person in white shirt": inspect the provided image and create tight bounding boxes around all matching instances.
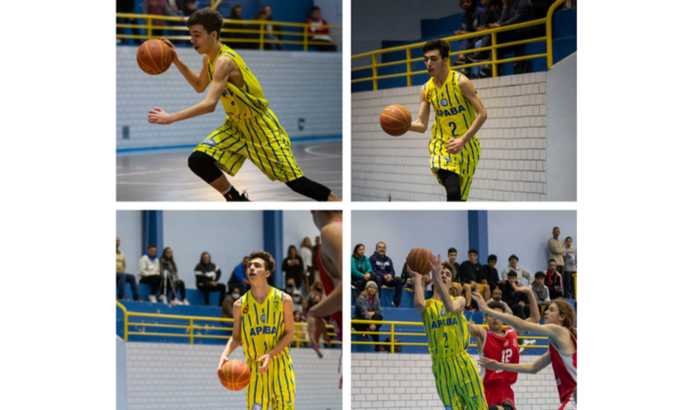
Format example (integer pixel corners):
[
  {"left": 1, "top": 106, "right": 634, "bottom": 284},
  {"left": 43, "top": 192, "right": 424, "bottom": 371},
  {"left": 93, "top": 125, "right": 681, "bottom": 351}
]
[
  {"left": 500, "top": 254, "right": 534, "bottom": 286},
  {"left": 138, "top": 244, "right": 161, "bottom": 303},
  {"left": 300, "top": 237, "right": 315, "bottom": 291}
]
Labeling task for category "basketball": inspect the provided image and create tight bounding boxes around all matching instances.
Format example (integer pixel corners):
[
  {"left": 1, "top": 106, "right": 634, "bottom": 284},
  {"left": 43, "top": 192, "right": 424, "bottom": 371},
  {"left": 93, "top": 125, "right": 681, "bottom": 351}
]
[
  {"left": 380, "top": 104, "right": 412, "bottom": 136},
  {"left": 137, "top": 39, "right": 173, "bottom": 75},
  {"left": 406, "top": 247, "right": 433, "bottom": 275},
  {"left": 218, "top": 359, "right": 251, "bottom": 391}
]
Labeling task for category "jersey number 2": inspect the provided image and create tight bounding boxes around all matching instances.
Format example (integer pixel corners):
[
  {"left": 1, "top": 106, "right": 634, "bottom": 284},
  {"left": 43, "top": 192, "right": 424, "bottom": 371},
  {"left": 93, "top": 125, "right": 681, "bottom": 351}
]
[
  {"left": 448, "top": 122, "right": 458, "bottom": 137},
  {"left": 443, "top": 333, "right": 449, "bottom": 349}
]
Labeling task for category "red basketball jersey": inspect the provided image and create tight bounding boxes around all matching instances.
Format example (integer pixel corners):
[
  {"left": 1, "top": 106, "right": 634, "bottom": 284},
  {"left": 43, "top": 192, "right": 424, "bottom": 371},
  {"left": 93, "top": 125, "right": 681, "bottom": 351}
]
[
  {"left": 317, "top": 243, "right": 342, "bottom": 341},
  {"left": 482, "top": 328, "right": 520, "bottom": 387},
  {"left": 549, "top": 331, "right": 577, "bottom": 404}
]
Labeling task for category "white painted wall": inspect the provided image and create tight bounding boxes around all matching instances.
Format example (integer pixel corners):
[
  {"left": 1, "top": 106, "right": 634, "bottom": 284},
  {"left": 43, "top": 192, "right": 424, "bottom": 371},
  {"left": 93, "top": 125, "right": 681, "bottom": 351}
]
[
  {"left": 352, "top": 72, "right": 548, "bottom": 201},
  {"left": 351, "top": 353, "right": 561, "bottom": 410},
  {"left": 546, "top": 52, "right": 577, "bottom": 201},
  {"left": 117, "top": 48, "right": 342, "bottom": 150},
  {"left": 125, "top": 343, "right": 341, "bottom": 410},
  {"left": 162, "top": 211, "right": 264, "bottom": 286},
  {"left": 488, "top": 210, "right": 577, "bottom": 282},
  {"left": 282, "top": 210, "right": 320, "bottom": 254},
  {"left": 116, "top": 211, "right": 143, "bottom": 274},
  {"left": 351, "top": 211, "right": 470, "bottom": 264}
]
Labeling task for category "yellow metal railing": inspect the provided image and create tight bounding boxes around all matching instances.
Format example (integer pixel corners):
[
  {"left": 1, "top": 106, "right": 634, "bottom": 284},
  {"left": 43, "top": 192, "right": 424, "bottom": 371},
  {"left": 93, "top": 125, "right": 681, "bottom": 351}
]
[
  {"left": 351, "top": 0, "right": 566, "bottom": 89},
  {"left": 117, "top": 301, "right": 339, "bottom": 346},
  {"left": 573, "top": 273, "right": 577, "bottom": 300},
  {"left": 351, "top": 319, "right": 576, "bottom": 354},
  {"left": 116, "top": 13, "right": 342, "bottom": 51}
]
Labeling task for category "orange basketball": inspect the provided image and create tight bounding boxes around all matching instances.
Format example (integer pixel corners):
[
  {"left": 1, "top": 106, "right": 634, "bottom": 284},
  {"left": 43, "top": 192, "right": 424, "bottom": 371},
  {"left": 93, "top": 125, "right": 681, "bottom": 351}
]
[
  {"left": 137, "top": 39, "right": 173, "bottom": 75},
  {"left": 406, "top": 247, "right": 433, "bottom": 275},
  {"left": 218, "top": 359, "right": 250, "bottom": 391},
  {"left": 380, "top": 104, "right": 412, "bottom": 136}
]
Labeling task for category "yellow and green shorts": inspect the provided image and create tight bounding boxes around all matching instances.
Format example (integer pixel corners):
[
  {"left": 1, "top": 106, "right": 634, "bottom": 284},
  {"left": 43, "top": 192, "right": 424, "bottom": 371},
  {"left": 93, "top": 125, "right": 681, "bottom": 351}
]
[
  {"left": 429, "top": 137, "right": 481, "bottom": 201},
  {"left": 246, "top": 352, "right": 296, "bottom": 410},
  {"left": 194, "top": 109, "right": 304, "bottom": 183},
  {"left": 431, "top": 351, "right": 488, "bottom": 410}
]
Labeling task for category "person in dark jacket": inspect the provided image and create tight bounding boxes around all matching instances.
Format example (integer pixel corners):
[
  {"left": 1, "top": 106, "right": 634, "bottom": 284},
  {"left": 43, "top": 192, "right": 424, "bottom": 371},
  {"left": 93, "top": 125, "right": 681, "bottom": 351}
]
[
  {"left": 369, "top": 242, "right": 402, "bottom": 307},
  {"left": 544, "top": 259, "right": 564, "bottom": 299},
  {"left": 453, "top": 0, "right": 484, "bottom": 65},
  {"left": 282, "top": 245, "right": 305, "bottom": 291},
  {"left": 195, "top": 252, "right": 227, "bottom": 306},
  {"left": 227, "top": 256, "right": 249, "bottom": 295},
  {"left": 502, "top": 271, "right": 531, "bottom": 319},
  {"left": 352, "top": 281, "right": 384, "bottom": 351},
  {"left": 261, "top": 4, "right": 284, "bottom": 50},
  {"left": 160, "top": 247, "right": 189, "bottom": 305}
]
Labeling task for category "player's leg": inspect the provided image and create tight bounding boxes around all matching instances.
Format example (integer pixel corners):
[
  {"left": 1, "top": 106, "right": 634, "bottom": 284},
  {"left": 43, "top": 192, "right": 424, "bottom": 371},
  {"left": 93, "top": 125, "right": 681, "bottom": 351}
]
[
  {"left": 459, "top": 138, "right": 481, "bottom": 201},
  {"left": 458, "top": 354, "right": 489, "bottom": 410},
  {"left": 437, "top": 169, "right": 463, "bottom": 202},
  {"left": 246, "top": 360, "right": 270, "bottom": 410},
  {"left": 432, "top": 361, "right": 457, "bottom": 409},
  {"left": 271, "top": 353, "right": 296, "bottom": 409},
  {"left": 116, "top": 273, "right": 127, "bottom": 299},
  {"left": 481, "top": 283, "right": 491, "bottom": 301}
]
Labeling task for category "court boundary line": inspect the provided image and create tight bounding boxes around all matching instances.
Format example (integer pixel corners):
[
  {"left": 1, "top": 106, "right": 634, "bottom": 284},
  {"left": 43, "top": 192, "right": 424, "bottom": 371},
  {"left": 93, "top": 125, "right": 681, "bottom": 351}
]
[{"left": 116, "top": 135, "right": 342, "bottom": 154}]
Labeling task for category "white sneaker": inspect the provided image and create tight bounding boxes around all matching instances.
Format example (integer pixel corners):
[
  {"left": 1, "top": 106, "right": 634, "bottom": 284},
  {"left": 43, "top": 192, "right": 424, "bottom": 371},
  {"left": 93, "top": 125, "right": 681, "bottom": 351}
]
[
  {"left": 171, "top": 299, "right": 183, "bottom": 305},
  {"left": 519, "top": 339, "right": 536, "bottom": 354},
  {"left": 148, "top": 295, "right": 157, "bottom": 303},
  {"left": 182, "top": 299, "right": 190, "bottom": 306},
  {"left": 158, "top": 294, "right": 167, "bottom": 303}
]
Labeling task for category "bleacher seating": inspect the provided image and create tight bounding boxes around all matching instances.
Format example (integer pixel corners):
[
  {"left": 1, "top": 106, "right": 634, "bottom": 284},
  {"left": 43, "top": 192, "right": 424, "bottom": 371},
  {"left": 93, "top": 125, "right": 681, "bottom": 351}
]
[{"left": 116, "top": 283, "right": 225, "bottom": 306}]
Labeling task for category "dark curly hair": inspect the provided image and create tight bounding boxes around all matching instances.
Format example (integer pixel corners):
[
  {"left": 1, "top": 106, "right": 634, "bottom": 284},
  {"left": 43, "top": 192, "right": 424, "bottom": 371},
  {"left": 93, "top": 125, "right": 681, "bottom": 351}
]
[
  {"left": 187, "top": 7, "right": 223, "bottom": 40},
  {"left": 248, "top": 250, "right": 276, "bottom": 273}
]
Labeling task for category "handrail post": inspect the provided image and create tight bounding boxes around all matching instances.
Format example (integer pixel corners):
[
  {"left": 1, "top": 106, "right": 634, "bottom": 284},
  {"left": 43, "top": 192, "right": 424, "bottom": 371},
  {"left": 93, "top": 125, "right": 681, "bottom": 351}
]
[
  {"left": 405, "top": 49, "right": 412, "bottom": 87},
  {"left": 371, "top": 54, "right": 378, "bottom": 91},
  {"left": 147, "top": 17, "right": 152, "bottom": 39},
  {"left": 296, "top": 324, "right": 300, "bottom": 348},
  {"left": 546, "top": 0, "right": 566, "bottom": 68},
  {"left": 189, "top": 319, "right": 194, "bottom": 344},
  {"left": 259, "top": 23, "right": 264, "bottom": 50},
  {"left": 573, "top": 273, "right": 577, "bottom": 300},
  {"left": 124, "top": 310, "right": 129, "bottom": 342},
  {"left": 390, "top": 324, "right": 395, "bottom": 353},
  {"left": 303, "top": 24, "right": 308, "bottom": 51},
  {"left": 491, "top": 31, "right": 498, "bottom": 78}
]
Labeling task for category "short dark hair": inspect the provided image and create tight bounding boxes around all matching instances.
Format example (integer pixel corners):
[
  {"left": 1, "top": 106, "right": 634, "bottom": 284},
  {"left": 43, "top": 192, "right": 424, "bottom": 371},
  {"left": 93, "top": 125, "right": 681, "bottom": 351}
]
[
  {"left": 422, "top": 39, "right": 451, "bottom": 60},
  {"left": 311, "top": 6, "right": 321, "bottom": 12},
  {"left": 187, "top": 7, "right": 224, "bottom": 40},
  {"left": 249, "top": 250, "right": 276, "bottom": 273},
  {"left": 548, "top": 259, "right": 556, "bottom": 264},
  {"left": 535, "top": 271, "right": 545, "bottom": 279},
  {"left": 468, "top": 249, "right": 478, "bottom": 255},
  {"left": 487, "top": 301, "right": 505, "bottom": 312},
  {"left": 442, "top": 262, "right": 456, "bottom": 278},
  {"left": 487, "top": 254, "right": 497, "bottom": 262},
  {"left": 565, "top": 236, "right": 572, "bottom": 241},
  {"left": 148, "top": 244, "right": 157, "bottom": 250},
  {"left": 508, "top": 254, "right": 519, "bottom": 262},
  {"left": 448, "top": 247, "right": 457, "bottom": 254},
  {"left": 507, "top": 270, "right": 517, "bottom": 277}
]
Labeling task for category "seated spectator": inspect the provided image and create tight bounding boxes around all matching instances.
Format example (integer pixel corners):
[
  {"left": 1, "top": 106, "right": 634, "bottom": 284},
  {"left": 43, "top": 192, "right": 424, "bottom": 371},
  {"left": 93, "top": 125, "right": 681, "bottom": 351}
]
[
  {"left": 293, "top": 310, "right": 310, "bottom": 346},
  {"left": 457, "top": 0, "right": 501, "bottom": 77},
  {"left": 226, "top": 3, "right": 254, "bottom": 49},
  {"left": 460, "top": 249, "right": 491, "bottom": 303},
  {"left": 253, "top": 10, "right": 273, "bottom": 50},
  {"left": 370, "top": 242, "right": 402, "bottom": 307},
  {"left": 482, "top": 254, "right": 500, "bottom": 296},
  {"left": 138, "top": 244, "right": 161, "bottom": 303},
  {"left": 500, "top": 254, "right": 534, "bottom": 286},
  {"left": 286, "top": 279, "right": 307, "bottom": 314},
  {"left": 194, "top": 252, "right": 227, "bottom": 306},
  {"left": 486, "top": 288, "right": 513, "bottom": 315},
  {"left": 352, "top": 281, "right": 384, "bottom": 352},
  {"left": 116, "top": 236, "right": 142, "bottom": 301},
  {"left": 300, "top": 237, "right": 315, "bottom": 288},
  {"left": 305, "top": 6, "right": 336, "bottom": 52},
  {"left": 220, "top": 286, "right": 241, "bottom": 326},
  {"left": 446, "top": 247, "right": 462, "bottom": 283},
  {"left": 531, "top": 271, "right": 551, "bottom": 308},
  {"left": 261, "top": 4, "right": 284, "bottom": 50},
  {"left": 544, "top": 259, "right": 563, "bottom": 299},
  {"left": 501, "top": 271, "right": 531, "bottom": 320},
  {"left": 144, "top": 0, "right": 180, "bottom": 38},
  {"left": 160, "top": 247, "right": 189, "bottom": 305},
  {"left": 282, "top": 245, "right": 305, "bottom": 292},
  {"left": 227, "top": 256, "right": 250, "bottom": 295},
  {"left": 563, "top": 236, "right": 577, "bottom": 299},
  {"left": 452, "top": 0, "right": 484, "bottom": 66},
  {"left": 182, "top": 0, "right": 197, "bottom": 16},
  {"left": 117, "top": 0, "right": 143, "bottom": 44},
  {"left": 351, "top": 243, "right": 373, "bottom": 292},
  {"left": 401, "top": 261, "right": 433, "bottom": 292}
]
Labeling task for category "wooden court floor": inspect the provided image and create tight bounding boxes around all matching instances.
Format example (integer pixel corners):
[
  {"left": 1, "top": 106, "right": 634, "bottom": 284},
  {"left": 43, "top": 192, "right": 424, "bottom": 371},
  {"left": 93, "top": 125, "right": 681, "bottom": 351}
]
[{"left": 117, "top": 140, "right": 342, "bottom": 202}]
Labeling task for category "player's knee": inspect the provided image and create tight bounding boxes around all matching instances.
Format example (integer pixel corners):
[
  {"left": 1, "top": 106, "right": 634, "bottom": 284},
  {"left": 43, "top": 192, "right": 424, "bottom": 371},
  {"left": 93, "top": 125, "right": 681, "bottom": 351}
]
[
  {"left": 286, "top": 176, "right": 332, "bottom": 201},
  {"left": 188, "top": 151, "right": 222, "bottom": 184}
]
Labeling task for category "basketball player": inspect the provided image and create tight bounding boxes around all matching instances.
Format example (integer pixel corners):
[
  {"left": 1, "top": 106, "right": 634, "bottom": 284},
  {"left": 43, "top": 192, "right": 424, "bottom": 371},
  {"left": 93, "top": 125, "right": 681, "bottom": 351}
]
[
  {"left": 473, "top": 293, "right": 577, "bottom": 410},
  {"left": 406, "top": 254, "right": 488, "bottom": 410},
  {"left": 217, "top": 251, "right": 296, "bottom": 409},
  {"left": 308, "top": 210, "right": 343, "bottom": 387},
  {"left": 466, "top": 283, "right": 540, "bottom": 409},
  {"left": 408, "top": 39, "right": 488, "bottom": 201},
  {"left": 148, "top": 8, "right": 340, "bottom": 202}
]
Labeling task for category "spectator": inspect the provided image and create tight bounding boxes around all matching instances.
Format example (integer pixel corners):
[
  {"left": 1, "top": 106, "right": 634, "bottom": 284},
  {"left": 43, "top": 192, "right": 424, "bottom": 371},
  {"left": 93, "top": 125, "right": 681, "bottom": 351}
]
[
  {"left": 117, "top": 0, "right": 143, "bottom": 44},
  {"left": 227, "top": 256, "right": 250, "bottom": 295},
  {"left": 227, "top": 4, "right": 253, "bottom": 49},
  {"left": 548, "top": 227, "right": 566, "bottom": 274},
  {"left": 116, "top": 237, "right": 143, "bottom": 301},
  {"left": 300, "top": 237, "right": 315, "bottom": 286},
  {"left": 194, "top": 252, "right": 227, "bottom": 306},
  {"left": 286, "top": 279, "right": 307, "bottom": 314},
  {"left": 482, "top": 254, "right": 500, "bottom": 296},
  {"left": 261, "top": 4, "right": 284, "bottom": 50},
  {"left": 460, "top": 249, "right": 491, "bottom": 302},
  {"left": 311, "top": 235, "right": 321, "bottom": 277},
  {"left": 352, "top": 281, "right": 384, "bottom": 352},
  {"left": 293, "top": 310, "right": 310, "bottom": 346},
  {"left": 500, "top": 254, "right": 535, "bottom": 286},
  {"left": 456, "top": 0, "right": 502, "bottom": 77},
  {"left": 351, "top": 243, "right": 373, "bottom": 292},
  {"left": 181, "top": 0, "right": 197, "bottom": 17},
  {"left": 544, "top": 259, "right": 563, "bottom": 299},
  {"left": 486, "top": 288, "right": 513, "bottom": 315},
  {"left": 370, "top": 242, "right": 402, "bottom": 307},
  {"left": 144, "top": 0, "right": 180, "bottom": 38},
  {"left": 531, "top": 271, "right": 551, "bottom": 309},
  {"left": 159, "top": 247, "right": 189, "bottom": 305},
  {"left": 305, "top": 6, "right": 336, "bottom": 52},
  {"left": 220, "top": 286, "right": 241, "bottom": 326},
  {"left": 401, "top": 261, "right": 432, "bottom": 292},
  {"left": 446, "top": 247, "right": 462, "bottom": 282},
  {"left": 253, "top": 10, "right": 273, "bottom": 50},
  {"left": 563, "top": 236, "right": 577, "bottom": 299},
  {"left": 138, "top": 244, "right": 161, "bottom": 303},
  {"left": 452, "top": 0, "right": 484, "bottom": 66},
  {"left": 501, "top": 271, "right": 531, "bottom": 320},
  {"left": 282, "top": 245, "right": 305, "bottom": 292}
]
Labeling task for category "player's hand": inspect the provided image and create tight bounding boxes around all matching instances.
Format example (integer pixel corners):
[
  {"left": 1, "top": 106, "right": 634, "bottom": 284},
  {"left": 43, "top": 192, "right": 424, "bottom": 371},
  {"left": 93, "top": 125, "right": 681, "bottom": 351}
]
[
  {"left": 339, "top": 376, "right": 342, "bottom": 389},
  {"left": 160, "top": 37, "right": 180, "bottom": 62},
  {"left": 511, "top": 282, "right": 529, "bottom": 293},
  {"left": 427, "top": 253, "right": 443, "bottom": 280},
  {"left": 478, "top": 356, "right": 502, "bottom": 370},
  {"left": 446, "top": 137, "right": 467, "bottom": 154},
  {"left": 471, "top": 291, "right": 487, "bottom": 308},
  {"left": 148, "top": 107, "right": 173, "bottom": 125},
  {"left": 257, "top": 354, "right": 271, "bottom": 373},
  {"left": 217, "top": 355, "right": 229, "bottom": 376},
  {"left": 306, "top": 312, "right": 329, "bottom": 359}
]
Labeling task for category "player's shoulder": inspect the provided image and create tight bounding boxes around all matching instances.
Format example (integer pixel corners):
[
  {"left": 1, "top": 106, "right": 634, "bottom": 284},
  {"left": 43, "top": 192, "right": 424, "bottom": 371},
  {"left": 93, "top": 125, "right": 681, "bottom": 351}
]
[
  {"left": 321, "top": 221, "right": 342, "bottom": 238},
  {"left": 278, "top": 290, "right": 293, "bottom": 302}
]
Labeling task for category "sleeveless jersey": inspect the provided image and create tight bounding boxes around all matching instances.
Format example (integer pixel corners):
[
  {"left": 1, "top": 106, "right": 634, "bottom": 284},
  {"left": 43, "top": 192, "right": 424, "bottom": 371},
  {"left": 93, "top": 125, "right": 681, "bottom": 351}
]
[
  {"left": 423, "top": 70, "right": 478, "bottom": 144},
  {"left": 480, "top": 328, "right": 520, "bottom": 387},
  {"left": 422, "top": 297, "right": 470, "bottom": 362},
  {"left": 207, "top": 45, "right": 270, "bottom": 123},
  {"left": 317, "top": 241, "right": 342, "bottom": 341},
  {"left": 549, "top": 331, "right": 577, "bottom": 404},
  {"left": 239, "top": 287, "right": 288, "bottom": 361}
]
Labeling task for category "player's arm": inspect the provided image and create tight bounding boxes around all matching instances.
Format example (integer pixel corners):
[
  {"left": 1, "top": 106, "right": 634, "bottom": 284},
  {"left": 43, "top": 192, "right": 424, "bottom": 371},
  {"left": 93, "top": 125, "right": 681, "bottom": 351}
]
[
  {"left": 408, "top": 88, "right": 431, "bottom": 133},
  {"left": 217, "top": 299, "right": 242, "bottom": 373},
  {"left": 473, "top": 292, "right": 567, "bottom": 339},
  {"left": 430, "top": 254, "right": 467, "bottom": 312},
  {"left": 308, "top": 223, "right": 343, "bottom": 318},
  {"left": 148, "top": 57, "right": 237, "bottom": 125},
  {"left": 406, "top": 265, "right": 427, "bottom": 316},
  {"left": 467, "top": 322, "right": 486, "bottom": 351},
  {"left": 513, "top": 284, "right": 540, "bottom": 336},
  {"left": 257, "top": 294, "right": 295, "bottom": 373},
  {"left": 480, "top": 350, "right": 551, "bottom": 374},
  {"left": 161, "top": 38, "right": 210, "bottom": 93},
  {"left": 446, "top": 76, "right": 488, "bottom": 154}
]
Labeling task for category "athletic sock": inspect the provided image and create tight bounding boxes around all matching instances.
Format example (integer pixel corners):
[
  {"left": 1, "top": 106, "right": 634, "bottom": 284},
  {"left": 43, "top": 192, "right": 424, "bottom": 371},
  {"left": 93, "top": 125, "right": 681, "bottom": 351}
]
[{"left": 222, "top": 186, "right": 250, "bottom": 202}]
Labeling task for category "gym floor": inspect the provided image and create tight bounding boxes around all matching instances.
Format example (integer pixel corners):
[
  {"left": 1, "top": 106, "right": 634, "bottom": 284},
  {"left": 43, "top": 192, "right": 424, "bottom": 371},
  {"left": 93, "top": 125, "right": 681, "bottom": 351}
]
[{"left": 117, "top": 140, "right": 342, "bottom": 202}]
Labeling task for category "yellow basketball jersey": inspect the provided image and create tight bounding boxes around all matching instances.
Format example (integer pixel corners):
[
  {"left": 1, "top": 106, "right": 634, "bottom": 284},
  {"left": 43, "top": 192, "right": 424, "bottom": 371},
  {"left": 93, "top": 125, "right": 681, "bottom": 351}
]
[
  {"left": 207, "top": 45, "right": 269, "bottom": 123},
  {"left": 239, "top": 288, "right": 288, "bottom": 362},
  {"left": 424, "top": 70, "right": 478, "bottom": 143},
  {"left": 422, "top": 297, "right": 470, "bottom": 361}
]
